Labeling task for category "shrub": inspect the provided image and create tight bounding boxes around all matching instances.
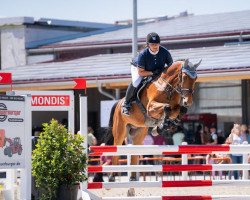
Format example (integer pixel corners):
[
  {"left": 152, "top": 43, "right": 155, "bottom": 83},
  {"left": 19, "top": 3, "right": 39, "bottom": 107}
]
[{"left": 32, "top": 119, "right": 87, "bottom": 200}]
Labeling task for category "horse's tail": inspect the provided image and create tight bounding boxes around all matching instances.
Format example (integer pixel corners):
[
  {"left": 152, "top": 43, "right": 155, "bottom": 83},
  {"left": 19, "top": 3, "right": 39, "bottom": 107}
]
[{"left": 103, "top": 101, "right": 118, "bottom": 145}]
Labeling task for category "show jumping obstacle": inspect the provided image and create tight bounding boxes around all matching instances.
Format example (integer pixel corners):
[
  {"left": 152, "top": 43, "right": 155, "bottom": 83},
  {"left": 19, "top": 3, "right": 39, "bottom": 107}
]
[
  {"left": 78, "top": 97, "right": 250, "bottom": 199},
  {"left": 84, "top": 144, "right": 250, "bottom": 200}
]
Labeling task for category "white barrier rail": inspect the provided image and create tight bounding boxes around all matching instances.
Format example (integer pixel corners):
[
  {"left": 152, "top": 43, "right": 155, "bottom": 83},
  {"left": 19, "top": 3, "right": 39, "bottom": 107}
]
[
  {"left": 89, "top": 144, "right": 250, "bottom": 155},
  {"left": 88, "top": 180, "right": 250, "bottom": 189},
  {"left": 88, "top": 164, "right": 250, "bottom": 173},
  {"left": 101, "top": 195, "right": 250, "bottom": 200}
]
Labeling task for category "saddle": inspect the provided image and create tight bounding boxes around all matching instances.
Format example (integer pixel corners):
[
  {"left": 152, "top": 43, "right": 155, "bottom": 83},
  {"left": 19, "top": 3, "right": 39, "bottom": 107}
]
[{"left": 132, "top": 75, "right": 159, "bottom": 117}]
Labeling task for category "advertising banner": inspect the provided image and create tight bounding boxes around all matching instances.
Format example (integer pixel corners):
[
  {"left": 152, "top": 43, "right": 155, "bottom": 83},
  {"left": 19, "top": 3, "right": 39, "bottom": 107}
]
[
  {"left": 100, "top": 100, "right": 117, "bottom": 127},
  {"left": 0, "top": 95, "right": 26, "bottom": 169}
]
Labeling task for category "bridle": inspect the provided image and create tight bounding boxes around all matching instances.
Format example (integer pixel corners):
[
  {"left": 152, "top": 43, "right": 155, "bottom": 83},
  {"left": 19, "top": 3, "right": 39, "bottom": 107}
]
[
  {"left": 176, "top": 70, "right": 195, "bottom": 97},
  {"left": 159, "top": 69, "right": 195, "bottom": 98}
]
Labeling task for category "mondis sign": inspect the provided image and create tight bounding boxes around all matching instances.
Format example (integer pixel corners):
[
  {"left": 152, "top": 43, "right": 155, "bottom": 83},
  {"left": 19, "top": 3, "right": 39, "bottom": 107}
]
[{"left": 31, "top": 95, "right": 70, "bottom": 106}]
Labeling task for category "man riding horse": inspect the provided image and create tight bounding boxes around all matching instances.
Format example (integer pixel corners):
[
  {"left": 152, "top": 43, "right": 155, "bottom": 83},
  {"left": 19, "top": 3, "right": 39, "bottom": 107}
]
[
  {"left": 122, "top": 32, "right": 173, "bottom": 116},
  {"left": 94, "top": 33, "right": 201, "bottom": 182}
]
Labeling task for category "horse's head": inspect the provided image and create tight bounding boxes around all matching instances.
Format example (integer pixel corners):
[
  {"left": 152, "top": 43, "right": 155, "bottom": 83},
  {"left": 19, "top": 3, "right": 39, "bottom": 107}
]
[
  {"left": 155, "top": 59, "right": 201, "bottom": 133},
  {"left": 179, "top": 59, "right": 201, "bottom": 107}
]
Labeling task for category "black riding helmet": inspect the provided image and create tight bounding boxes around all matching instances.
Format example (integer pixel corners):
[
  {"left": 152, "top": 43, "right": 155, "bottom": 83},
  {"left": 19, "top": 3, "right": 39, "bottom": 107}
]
[{"left": 146, "top": 32, "right": 160, "bottom": 44}]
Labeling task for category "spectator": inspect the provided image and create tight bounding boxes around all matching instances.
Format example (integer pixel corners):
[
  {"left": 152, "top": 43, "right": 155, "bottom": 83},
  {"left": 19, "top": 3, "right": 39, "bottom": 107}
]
[
  {"left": 151, "top": 127, "right": 165, "bottom": 180},
  {"left": 87, "top": 126, "right": 97, "bottom": 147},
  {"left": 209, "top": 125, "right": 218, "bottom": 144},
  {"left": 206, "top": 153, "right": 223, "bottom": 179},
  {"left": 201, "top": 126, "right": 211, "bottom": 145},
  {"left": 186, "top": 124, "right": 194, "bottom": 144},
  {"left": 93, "top": 143, "right": 112, "bottom": 182},
  {"left": 143, "top": 131, "right": 154, "bottom": 145},
  {"left": 241, "top": 124, "right": 248, "bottom": 143},
  {"left": 248, "top": 125, "right": 250, "bottom": 133},
  {"left": 151, "top": 127, "right": 165, "bottom": 162},
  {"left": 151, "top": 127, "right": 165, "bottom": 146},
  {"left": 228, "top": 124, "right": 247, "bottom": 179},
  {"left": 247, "top": 125, "right": 250, "bottom": 143},
  {"left": 194, "top": 124, "right": 204, "bottom": 164},
  {"left": 87, "top": 127, "right": 98, "bottom": 166},
  {"left": 217, "top": 129, "right": 226, "bottom": 144},
  {"left": 194, "top": 124, "right": 202, "bottom": 144},
  {"left": 172, "top": 127, "right": 185, "bottom": 145},
  {"left": 140, "top": 131, "right": 155, "bottom": 165}
]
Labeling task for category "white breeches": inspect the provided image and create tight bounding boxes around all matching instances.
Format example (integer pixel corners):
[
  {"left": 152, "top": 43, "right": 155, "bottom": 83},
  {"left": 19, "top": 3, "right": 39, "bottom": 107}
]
[{"left": 131, "top": 65, "right": 143, "bottom": 87}]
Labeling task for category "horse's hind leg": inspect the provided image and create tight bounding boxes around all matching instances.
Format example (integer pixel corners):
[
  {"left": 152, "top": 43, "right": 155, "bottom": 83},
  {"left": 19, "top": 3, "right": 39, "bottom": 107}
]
[
  {"left": 108, "top": 117, "right": 127, "bottom": 182},
  {"left": 130, "top": 127, "right": 148, "bottom": 181}
]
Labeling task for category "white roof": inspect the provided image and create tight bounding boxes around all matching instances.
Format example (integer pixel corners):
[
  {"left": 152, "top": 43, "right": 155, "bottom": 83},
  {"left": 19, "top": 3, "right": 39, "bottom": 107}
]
[
  {"left": 2, "top": 43, "right": 250, "bottom": 83},
  {"left": 56, "top": 10, "right": 250, "bottom": 45}
]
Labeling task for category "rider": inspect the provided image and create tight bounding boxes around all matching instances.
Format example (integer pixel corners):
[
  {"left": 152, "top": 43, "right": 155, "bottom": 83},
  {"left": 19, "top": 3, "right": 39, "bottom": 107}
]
[{"left": 122, "top": 32, "right": 173, "bottom": 115}]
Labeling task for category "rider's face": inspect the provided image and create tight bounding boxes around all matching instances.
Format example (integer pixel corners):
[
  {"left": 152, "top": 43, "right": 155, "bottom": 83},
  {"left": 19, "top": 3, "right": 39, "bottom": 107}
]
[{"left": 148, "top": 43, "right": 160, "bottom": 53}]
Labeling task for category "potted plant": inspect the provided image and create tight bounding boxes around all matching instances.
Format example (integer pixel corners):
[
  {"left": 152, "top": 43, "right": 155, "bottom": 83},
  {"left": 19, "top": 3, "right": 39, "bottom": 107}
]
[{"left": 32, "top": 119, "right": 87, "bottom": 200}]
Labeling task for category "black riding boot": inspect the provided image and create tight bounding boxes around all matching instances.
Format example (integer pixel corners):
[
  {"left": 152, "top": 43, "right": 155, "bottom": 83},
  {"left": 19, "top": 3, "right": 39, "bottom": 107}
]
[{"left": 122, "top": 83, "right": 137, "bottom": 116}]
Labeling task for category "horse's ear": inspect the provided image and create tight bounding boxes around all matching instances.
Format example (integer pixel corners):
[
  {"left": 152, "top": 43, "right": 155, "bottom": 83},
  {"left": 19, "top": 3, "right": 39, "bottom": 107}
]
[
  {"left": 183, "top": 59, "right": 189, "bottom": 68},
  {"left": 194, "top": 59, "right": 202, "bottom": 69}
]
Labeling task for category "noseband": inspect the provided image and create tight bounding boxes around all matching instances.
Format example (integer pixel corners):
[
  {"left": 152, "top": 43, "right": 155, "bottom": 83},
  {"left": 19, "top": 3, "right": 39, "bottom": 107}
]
[{"left": 176, "top": 70, "right": 195, "bottom": 97}]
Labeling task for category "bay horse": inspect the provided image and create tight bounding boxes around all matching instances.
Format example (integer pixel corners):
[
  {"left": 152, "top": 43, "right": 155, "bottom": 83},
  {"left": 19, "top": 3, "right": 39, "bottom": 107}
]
[{"left": 105, "top": 59, "right": 201, "bottom": 181}]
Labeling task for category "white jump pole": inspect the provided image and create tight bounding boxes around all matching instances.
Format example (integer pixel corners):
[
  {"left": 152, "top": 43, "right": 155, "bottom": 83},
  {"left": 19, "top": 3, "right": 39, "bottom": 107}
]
[
  {"left": 79, "top": 96, "right": 91, "bottom": 200},
  {"left": 102, "top": 195, "right": 250, "bottom": 200},
  {"left": 181, "top": 142, "right": 188, "bottom": 180},
  {"left": 20, "top": 95, "right": 32, "bottom": 200},
  {"left": 242, "top": 141, "right": 249, "bottom": 180}
]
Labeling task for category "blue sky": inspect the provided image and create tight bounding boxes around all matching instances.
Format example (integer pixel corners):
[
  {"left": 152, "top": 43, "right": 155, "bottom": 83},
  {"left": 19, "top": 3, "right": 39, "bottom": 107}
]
[{"left": 1, "top": 0, "right": 250, "bottom": 23}]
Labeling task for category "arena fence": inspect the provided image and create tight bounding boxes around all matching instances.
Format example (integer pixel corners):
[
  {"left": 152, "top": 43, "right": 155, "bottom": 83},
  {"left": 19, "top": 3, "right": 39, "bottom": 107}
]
[{"left": 82, "top": 144, "right": 250, "bottom": 199}]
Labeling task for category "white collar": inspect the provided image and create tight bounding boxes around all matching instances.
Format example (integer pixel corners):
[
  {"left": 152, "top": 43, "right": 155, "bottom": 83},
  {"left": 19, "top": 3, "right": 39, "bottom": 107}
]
[{"left": 148, "top": 48, "right": 159, "bottom": 55}]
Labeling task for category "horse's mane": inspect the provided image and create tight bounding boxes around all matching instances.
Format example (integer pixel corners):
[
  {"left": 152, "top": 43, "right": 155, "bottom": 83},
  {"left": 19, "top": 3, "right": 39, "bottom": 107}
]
[{"left": 163, "top": 60, "right": 183, "bottom": 77}]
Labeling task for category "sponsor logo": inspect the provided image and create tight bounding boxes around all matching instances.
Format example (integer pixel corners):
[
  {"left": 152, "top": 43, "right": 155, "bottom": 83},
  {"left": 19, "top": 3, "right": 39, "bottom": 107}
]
[
  {"left": 31, "top": 95, "right": 70, "bottom": 106},
  {"left": 0, "top": 103, "right": 22, "bottom": 122},
  {"left": 0, "top": 103, "right": 7, "bottom": 122}
]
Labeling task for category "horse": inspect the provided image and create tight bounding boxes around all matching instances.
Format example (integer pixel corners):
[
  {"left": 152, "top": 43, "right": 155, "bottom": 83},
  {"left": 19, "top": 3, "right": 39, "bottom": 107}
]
[{"left": 104, "top": 59, "right": 201, "bottom": 181}]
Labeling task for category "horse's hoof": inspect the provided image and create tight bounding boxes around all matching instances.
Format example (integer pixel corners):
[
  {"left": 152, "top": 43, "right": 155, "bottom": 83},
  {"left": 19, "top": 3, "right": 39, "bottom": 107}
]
[
  {"left": 156, "top": 126, "right": 163, "bottom": 135},
  {"left": 180, "top": 106, "right": 188, "bottom": 114},
  {"left": 108, "top": 175, "right": 115, "bottom": 182},
  {"left": 129, "top": 176, "right": 137, "bottom": 181},
  {"left": 127, "top": 188, "right": 135, "bottom": 196}
]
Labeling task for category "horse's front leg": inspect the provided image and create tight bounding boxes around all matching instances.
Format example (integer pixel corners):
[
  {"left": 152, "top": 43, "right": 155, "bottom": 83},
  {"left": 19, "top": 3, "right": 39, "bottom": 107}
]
[
  {"left": 147, "top": 101, "right": 170, "bottom": 119},
  {"left": 157, "top": 106, "right": 181, "bottom": 134}
]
